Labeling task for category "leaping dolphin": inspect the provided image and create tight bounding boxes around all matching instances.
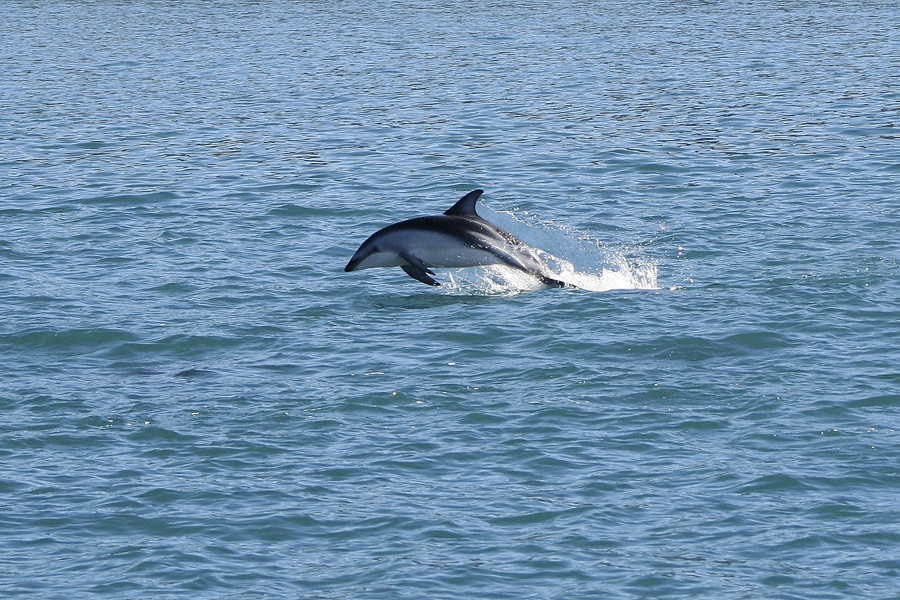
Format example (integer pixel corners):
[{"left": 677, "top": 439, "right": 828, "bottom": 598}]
[{"left": 344, "top": 189, "right": 570, "bottom": 287}]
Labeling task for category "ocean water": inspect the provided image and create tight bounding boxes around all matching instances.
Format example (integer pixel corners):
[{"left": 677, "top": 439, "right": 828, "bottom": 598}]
[{"left": 2, "top": 1, "right": 899, "bottom": 598}]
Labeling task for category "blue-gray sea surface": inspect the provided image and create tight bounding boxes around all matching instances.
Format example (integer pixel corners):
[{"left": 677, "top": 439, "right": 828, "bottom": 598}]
[{"left": 2, "top": 1, "right": 899, "bottom": 598}]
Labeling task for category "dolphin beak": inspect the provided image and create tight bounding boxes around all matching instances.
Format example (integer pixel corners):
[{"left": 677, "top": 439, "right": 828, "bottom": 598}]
[{"left": 345, "top": 253, "right": 363, "bottom": 272}]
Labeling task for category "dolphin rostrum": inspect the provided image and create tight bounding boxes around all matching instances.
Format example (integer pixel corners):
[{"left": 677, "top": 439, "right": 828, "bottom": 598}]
[{"left": 344, "top": 189, "right": 570, "bottom": 287}]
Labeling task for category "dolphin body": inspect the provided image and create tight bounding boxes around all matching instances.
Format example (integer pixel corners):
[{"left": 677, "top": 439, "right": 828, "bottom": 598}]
[{"left": 344, "top": 189, "right": 570, "bottom": 287}]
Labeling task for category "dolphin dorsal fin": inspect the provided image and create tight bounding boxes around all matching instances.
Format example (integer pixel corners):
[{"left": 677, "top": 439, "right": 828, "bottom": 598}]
[{"left": 444, "top": 189, "right": 484, "bottom": 218}]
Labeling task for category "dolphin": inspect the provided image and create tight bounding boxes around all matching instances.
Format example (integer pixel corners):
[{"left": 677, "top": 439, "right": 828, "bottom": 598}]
[{"left": 344, "top": 189, "right": 570, "bottom": 287}]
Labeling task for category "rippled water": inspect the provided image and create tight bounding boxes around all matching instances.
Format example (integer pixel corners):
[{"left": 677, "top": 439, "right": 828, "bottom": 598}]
[{"left": 2, "top": 1, "right": 899, "bottom": 598}]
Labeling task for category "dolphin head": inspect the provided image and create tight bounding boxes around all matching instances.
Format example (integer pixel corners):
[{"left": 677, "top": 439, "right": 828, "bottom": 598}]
[
  {"left": 344, "top": 240, "right": 374, "bottom": 272},
  {"left": 345, "top": 231, "right": 404, "bottom": 272}
]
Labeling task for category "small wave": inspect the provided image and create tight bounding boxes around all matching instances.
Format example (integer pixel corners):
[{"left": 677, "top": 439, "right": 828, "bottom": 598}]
[{"left": 1, "top": 327, "right": 138, "bottom": 352}]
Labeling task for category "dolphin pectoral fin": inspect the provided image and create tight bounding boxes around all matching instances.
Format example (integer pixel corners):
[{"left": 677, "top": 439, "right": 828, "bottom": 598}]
[
  {"left": 401, "top": 265, "right": 440, "bottom": 286},
  {"left": 399, "top": 251, "right": 441, "bottom": 285},
  {"left": 400, "top": 251, "right": 435, "bottom": 275}
]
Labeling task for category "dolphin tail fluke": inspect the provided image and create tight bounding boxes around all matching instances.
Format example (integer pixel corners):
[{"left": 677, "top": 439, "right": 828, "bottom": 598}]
[
  {"left": 401, "top": 265, "right": 440, "bottom": 286},
  {"left": 539, "top": 275, "right": 576, "bottom": 289}
]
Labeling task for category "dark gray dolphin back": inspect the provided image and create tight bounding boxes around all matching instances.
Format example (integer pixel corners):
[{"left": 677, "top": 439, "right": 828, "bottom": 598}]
[{"left": 444, "top": 189, "right": 484, "bottom": 218}]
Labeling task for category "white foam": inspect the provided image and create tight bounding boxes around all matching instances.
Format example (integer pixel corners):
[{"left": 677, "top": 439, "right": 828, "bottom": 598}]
[{"left": 440, "top": 207, "right": 659, "bottom": 295}]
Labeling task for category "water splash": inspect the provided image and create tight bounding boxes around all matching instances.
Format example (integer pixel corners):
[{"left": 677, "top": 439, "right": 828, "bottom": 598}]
[
  {"left": 541, "top": 250, "right": 659, "bottom": 292},
  {"left": 441, "top": 207, "right": 659, "bottom": 295}
]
